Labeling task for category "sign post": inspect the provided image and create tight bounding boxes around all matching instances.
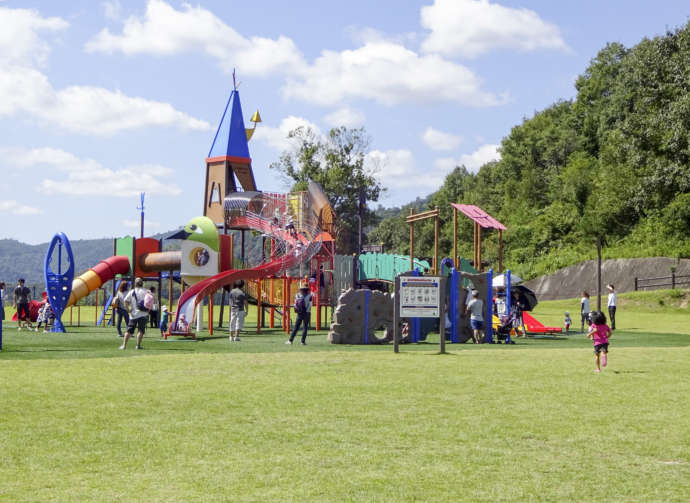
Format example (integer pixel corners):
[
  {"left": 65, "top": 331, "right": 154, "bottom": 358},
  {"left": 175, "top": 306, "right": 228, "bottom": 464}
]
[{"left": 394, "top": 274, "right": 446, "bottom": 354}]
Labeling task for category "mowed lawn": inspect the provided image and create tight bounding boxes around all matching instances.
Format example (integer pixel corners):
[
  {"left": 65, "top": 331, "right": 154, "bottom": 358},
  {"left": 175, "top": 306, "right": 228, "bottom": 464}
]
[{"left": 1, "top": 297, "right": 689, "bottom": 502}]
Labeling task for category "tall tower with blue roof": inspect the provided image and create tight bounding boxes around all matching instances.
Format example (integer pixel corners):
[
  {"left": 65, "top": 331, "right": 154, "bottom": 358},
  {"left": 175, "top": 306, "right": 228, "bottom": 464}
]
[{"left": 204, "top": 75, "right": 258, "bottom": 225}]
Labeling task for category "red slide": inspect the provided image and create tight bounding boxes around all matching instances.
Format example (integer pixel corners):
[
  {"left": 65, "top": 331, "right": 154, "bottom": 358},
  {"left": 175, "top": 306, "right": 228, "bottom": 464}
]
[
  {"left": 522, "top": 312, "right": 562, "bottom": 334},
  {"left": 174, "top": 213, "right": 321, "bottom": 327}
]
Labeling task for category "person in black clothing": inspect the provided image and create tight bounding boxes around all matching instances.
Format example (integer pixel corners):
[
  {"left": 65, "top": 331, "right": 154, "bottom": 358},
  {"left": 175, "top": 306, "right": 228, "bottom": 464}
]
[
  {"left": 13, "top": 278, "right": 32, "bottom": 331},
  {"left": 149, "top": 286, "right": 159, "bottom": 328},
  {"left": 0, "top": 281, "right": 5, "bottom": 323},
  {"left": 286, "top": 286, "right": 312, "bottom": 345}
]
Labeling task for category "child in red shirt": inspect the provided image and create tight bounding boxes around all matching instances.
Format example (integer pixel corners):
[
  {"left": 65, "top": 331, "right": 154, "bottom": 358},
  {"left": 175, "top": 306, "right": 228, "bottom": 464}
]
[{"left": 587, "top": 311, "right": 612, "bottom": 373}]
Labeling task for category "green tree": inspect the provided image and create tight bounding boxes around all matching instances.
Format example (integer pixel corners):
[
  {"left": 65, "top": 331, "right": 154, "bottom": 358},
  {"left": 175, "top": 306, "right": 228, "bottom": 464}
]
[
  {"left": 368, "top": 22, "right": 690, "bottom": 277},
  {"left": 270, "top": 126, "right": 384, "bottom": 254}
]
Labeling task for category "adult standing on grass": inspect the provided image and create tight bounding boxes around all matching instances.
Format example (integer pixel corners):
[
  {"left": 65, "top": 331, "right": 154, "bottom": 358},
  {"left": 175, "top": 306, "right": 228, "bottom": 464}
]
[
  {"left": 113, "top": 281, "right": 129, "bottom": 337},
  {"left": 228, "top": 280, "right": 248, "bottom": 342},
  {"left": 149, "top": 286, "right": 159, "bottom": 329},
  {"left": 607, "top": 284, "right": 617, "bottom": 330},
  {"left": 0, "top": 281, "right": 5, "bottom": 324},
  {"left": 119, "top": 277, "right": 149, "bottom": 350},
  {"left": 580, "top": 291, "right": 591, "bottom": 334},
  {"left": 13, "top": 278, "right": 31, "bottom": 331},
  {"left": 466, "top": 289, "right": 484, "bottom": 344},
  {"left": 286, "top": 285, "right": 312, "bottom": 345}
]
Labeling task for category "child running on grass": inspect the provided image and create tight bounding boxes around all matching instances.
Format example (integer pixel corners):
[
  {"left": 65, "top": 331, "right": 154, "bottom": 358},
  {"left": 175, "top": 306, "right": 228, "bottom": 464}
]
[{"left": 587, "top": 311, "right": 612, "bottom": 373}]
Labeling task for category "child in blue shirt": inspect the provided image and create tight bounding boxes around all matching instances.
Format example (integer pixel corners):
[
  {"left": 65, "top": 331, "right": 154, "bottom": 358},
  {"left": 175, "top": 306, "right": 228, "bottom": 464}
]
[{"left": 159, "top": 305, "right": 169, "bottom": 337}]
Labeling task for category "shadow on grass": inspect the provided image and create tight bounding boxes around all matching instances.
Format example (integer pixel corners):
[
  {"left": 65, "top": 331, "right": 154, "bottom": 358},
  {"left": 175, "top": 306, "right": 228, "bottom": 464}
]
[
  {"left": 4, "top": 348, "right": 87, "bottom": 353},
  {"left": 527, "top": 335, "right": 567, "bottom": 340}
]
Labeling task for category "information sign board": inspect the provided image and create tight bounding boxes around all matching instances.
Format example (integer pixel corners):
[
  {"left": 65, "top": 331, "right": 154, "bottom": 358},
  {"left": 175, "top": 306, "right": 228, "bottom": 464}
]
[{"left": 400, "top": 276, "right": 441, "bottom": 318}]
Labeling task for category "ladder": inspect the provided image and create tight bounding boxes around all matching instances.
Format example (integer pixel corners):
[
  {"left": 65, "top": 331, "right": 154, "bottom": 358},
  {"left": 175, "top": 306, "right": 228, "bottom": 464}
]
[{"left": 98, "top": 279, "right": 122, "bottom": 326}]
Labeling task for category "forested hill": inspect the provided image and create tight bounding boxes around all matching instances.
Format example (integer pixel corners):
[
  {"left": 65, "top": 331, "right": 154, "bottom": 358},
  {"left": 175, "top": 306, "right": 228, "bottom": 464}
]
[
  {"left": 0, "top": 229, "right": 262, "bottom": 296},
  {"left": 0, "top": 232, "right": 179, "bottom": 294},
  {"left": 0, "top": 238, "right": 113, "bottom": 293},
  {"left": 370, "top": 23, "right": 690, "bottom": 280}
]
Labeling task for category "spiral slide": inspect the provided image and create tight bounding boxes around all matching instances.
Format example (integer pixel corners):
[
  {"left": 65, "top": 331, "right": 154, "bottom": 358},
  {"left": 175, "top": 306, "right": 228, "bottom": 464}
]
[
  {"left": 174, "top": 213, "right": 321, "bottom": 327},
  {"left": 66, "top": 256, "right": 131, "bottom": 307}
]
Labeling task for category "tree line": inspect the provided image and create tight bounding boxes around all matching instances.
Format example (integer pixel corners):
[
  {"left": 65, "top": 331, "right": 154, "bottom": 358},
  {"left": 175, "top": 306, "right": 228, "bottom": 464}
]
[{"left": 367, "top": 23, "right": 690, "bottom": 278}]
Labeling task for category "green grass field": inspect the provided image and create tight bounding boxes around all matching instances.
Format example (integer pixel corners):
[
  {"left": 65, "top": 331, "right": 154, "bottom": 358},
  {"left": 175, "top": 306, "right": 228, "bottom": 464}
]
[{"left": 1, "top": 293, "right": 689, "bottom": 502}]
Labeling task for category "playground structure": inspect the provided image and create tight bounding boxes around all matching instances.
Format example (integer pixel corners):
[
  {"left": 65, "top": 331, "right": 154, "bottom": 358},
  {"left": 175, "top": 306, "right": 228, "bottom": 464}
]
[
  {"left": 27, "top": 76, "right": 559, "bottom": 343},
  {"left": 38, "top": 80, "right": 336, "bottom": 337},
  {"left": 328, "top": 289, "right": 396, "bottom": 344},
  {"left": 329, "top": 262, "right": 496, "bottom": 346},
  {"left": 44, "top": 232, "right": 75, "bottom": 332},
  {"left": 328, "top": 204, "right": 558, "bottom": 344},
  {"left": 406, "top": 207, "right": 440, "bottom": 273},
  {"left": 451, "top": 203, "right": 506, "bottom": 272}
]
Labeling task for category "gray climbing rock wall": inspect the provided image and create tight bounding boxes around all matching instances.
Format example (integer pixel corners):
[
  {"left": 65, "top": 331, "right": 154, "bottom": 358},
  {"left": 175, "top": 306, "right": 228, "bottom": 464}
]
[{"left": 328, "top": 288, "right": 396, "bottom": 344}]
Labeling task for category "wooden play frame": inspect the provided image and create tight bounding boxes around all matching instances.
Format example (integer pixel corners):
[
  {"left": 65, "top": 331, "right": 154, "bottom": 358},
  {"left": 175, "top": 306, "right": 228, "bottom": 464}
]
[
  {"left": 406, "top": 207, "right": 440, "bottom": 274},
  {"left": 451, "top": 203, "right": 506, "bottom": 272}
]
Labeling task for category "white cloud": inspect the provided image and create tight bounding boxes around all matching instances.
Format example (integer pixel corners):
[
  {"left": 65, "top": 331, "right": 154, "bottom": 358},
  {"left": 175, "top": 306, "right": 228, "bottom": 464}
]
[
  {"left": 0, "top": 6, "right": 68, "bottom": 67},
  {"left": 324, "top": 107, "right": 366, "bottom": 128},
  {"left": 103, "top": 0, "right": 122, "bottom": 21},
  {"left": 366, "top": 149, "right": 447, "bottom": 190},
  {"left": 0, "top": 6, "right": 210, "bottom": 135},
  {"left": 420, "top": 0, "right": 568, "bottom": 58},
  {"left": 0, "top": 200, "right": 41, "bottom": 215},
  {"left": 85, "top": 0, "right": 305, "bottom": 76},
  {"left": 422, "top": 127, "right": 462, "bottom": 151},
  {"left": 367, "top": 144, "right": 500, "bottom": 195},
  {"left": 343, "top": 25, "right": 417, "bottom": 47},
  {"left": 253, "top": 116, "right": 323, "bottom": 152},
  {"left": 0, "top": 147, "right": 182, "bottom": 197},
  {"left": 0, "top": 65, "right": 210, "bottom": 135},
  {"left": 454, "top": 143, "right": 501, "bottom": 173},
  {"left": 84, "top": 1, "right": 501, "bottom": 109},
  {"left": 433, "top": 157, "right": 461, "bottom": 173},
  {"left": 285, "top": 41, "right": 501, "bottom": 107}
]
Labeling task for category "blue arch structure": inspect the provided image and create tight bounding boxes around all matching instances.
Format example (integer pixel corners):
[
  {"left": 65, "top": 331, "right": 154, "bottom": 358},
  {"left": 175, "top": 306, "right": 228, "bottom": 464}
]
[{"left": 44, "top": 232, "right": 75, "bottom": 333}]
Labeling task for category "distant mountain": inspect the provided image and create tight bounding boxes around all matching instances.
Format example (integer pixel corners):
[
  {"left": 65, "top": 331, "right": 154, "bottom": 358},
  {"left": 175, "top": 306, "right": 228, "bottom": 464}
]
[
  {"left": 0, "top": 232, "right": 176, "bottom": 295},
  {"left": 0, "top": 229, "right": 269, "bottom": 298}
]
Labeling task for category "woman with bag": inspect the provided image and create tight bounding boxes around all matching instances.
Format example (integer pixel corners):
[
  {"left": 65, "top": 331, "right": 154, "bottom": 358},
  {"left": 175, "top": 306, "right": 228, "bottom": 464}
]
[{"left": 113, "top": 281, "right": 129, "bottom": 337}]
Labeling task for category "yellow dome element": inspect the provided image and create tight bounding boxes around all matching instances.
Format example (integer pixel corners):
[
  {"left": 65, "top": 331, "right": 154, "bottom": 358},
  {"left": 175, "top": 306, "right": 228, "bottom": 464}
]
[{"left": 250, "top": 109, "right": 262, "bottom": 123}]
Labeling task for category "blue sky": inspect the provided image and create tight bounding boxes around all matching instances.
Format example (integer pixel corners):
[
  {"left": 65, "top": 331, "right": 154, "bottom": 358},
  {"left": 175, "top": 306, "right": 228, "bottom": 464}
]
[{"left": 0, "top": 0, "right": 688, "bottom": 244}]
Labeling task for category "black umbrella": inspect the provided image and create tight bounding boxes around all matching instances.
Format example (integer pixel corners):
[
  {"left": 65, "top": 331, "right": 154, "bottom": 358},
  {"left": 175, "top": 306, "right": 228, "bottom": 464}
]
[{"left": 511, "top": 285, "right": 538, "bottom": 312}]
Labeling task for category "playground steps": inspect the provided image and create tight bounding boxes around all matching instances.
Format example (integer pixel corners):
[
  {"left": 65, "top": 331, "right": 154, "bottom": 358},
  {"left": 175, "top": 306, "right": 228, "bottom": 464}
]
[{"left": 97, "top": 279, "right": 122, "bottom": 326}]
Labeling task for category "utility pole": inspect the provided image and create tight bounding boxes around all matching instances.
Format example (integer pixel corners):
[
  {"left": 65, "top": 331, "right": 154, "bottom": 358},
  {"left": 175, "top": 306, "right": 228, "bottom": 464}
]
[
  {"left": 137, "top": 192, "right": 146, "bottom": 238},
  {"left": 352, "top": 188, "right": 366, "bottom": 290},
  {"left": 358, "top": 187, "right": 365, "bottom": 255},
  {"left": 596, "top": 236, "right": 602, "bottom": 311}
]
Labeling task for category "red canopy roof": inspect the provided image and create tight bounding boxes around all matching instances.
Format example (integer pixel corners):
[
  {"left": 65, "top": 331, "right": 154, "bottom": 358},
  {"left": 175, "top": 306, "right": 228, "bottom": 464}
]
[{"left": 451, "top": 203, "right": 507, "bottom": 231}]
